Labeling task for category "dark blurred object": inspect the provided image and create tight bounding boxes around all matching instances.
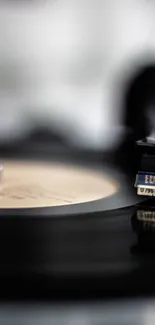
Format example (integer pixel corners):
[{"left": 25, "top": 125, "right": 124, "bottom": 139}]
[
  {"left": 136, "top": 139, "right": 155, "bottom": 172},
  {"left": 124, "top": 64, "right": 155, "bottom": 142},
  {"left": 0, "top": 126, "right": 69, "bottom": 157},
  {"left": 26, "top": 127, "right": 66, "bottom": 144},
  {"left": 115, "top": 64, "right": 155, "bottom": 178}
]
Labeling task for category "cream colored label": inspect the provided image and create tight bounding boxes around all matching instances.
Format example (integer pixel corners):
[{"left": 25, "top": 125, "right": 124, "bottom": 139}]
[
  {"left": 137, "top": 186, "right": 155, "bottom": 196},
  {"left": 0, "top": 160, "right": 118, "bottom": 209}
]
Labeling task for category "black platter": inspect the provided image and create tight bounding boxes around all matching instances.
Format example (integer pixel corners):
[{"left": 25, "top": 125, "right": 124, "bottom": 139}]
[{"left": 0, "top": 143, "right": 153, "bottom": 301}]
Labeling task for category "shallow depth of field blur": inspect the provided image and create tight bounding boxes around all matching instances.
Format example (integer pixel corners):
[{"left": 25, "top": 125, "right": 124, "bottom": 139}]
[{"left": 0, "top": 0, "right": 154, "bottom": 149}]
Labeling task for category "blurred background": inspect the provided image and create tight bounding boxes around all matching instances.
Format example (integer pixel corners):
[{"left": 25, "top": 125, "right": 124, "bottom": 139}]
[
  {"left": 0, "top": 0, "right": 155, "bottom": 150},
  {"left": 0, "top": 0, "right": 155, "bottom": 323}
]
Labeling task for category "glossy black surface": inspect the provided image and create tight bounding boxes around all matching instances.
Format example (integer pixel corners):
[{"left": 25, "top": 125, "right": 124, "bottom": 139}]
[
  {"left": 0, "top": 141, "right": 153, "bottom": 301},
  {"left": 1, "top": 204, "right": 155, "bottom": 300},
  {"left": 0, "top": 206, "right": 136, "bottom": 298}
]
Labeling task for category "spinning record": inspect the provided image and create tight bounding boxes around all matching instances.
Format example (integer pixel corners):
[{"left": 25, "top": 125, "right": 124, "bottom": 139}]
[
  {"left": 0, "top": 159, "right": 118, "bottom": 209},
  {"left": 0, "top": 155, "right": 143, "bottom": 216},
  {"left": 0, "top": 149, "right": 149, "bottom": 299}
]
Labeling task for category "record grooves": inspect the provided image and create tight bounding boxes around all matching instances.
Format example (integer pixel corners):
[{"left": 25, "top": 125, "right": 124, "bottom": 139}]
[{"left": 0, "top": 150, "right": 152, "bottom": 300}]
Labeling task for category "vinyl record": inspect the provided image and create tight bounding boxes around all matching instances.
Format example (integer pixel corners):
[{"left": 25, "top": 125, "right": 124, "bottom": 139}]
[
  {"left": 0, "top": 151, "right": 149, "bottom": 300},
  {"left": 0, "top": 155, "right": 143, "bottom": 216},
  {"left": 0, "top": 159, "right": 118, "bottom": 209}
]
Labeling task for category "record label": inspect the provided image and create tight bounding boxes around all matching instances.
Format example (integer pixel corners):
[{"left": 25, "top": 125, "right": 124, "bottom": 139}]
[
  {"left": 0, "top": 160, "right": 118, "bottom": 209},
  {"left": 134, "top": 171, "right": 155, "bottom": 187},
  {"left": 137, "top": 186, "right": 155, "bottom": 196}
]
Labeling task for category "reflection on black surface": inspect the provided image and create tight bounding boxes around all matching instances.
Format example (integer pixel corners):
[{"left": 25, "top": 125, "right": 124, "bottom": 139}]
[{"left": 131, "top": 199, "right": 155, "bottom": 255}]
